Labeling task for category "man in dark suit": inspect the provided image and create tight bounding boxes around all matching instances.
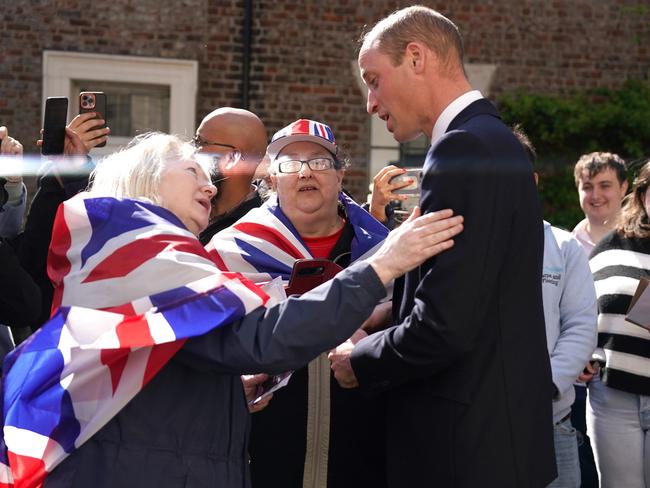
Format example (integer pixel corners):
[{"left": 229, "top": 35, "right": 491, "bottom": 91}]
[{"left": 329, "top": 6, "right": 557, "bottom": 487}]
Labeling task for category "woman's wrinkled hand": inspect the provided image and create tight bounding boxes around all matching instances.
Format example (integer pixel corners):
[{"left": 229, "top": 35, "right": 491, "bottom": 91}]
[{"left": 241, "top": 374, "right": 273, "bottom": 413}]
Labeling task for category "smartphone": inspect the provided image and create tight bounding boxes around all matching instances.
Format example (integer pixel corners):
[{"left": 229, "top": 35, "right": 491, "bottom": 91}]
[
  {"left": 249, "top": 371, "right": 293, "bottom": 405},
  {"left": 79, "top": 91, "right": 107, "bottom": 148},
  {"left": 41, "top": 97, "right": 68, "bottom": 155},
  {"left": 390, "top": 168, "right": 422, "bottom": 195},
  {"left": 285, "top": 259, "right": 343, "bottom": 295},
  {"left": 582, "top": 359, "right": 602, "bottom": 375}
]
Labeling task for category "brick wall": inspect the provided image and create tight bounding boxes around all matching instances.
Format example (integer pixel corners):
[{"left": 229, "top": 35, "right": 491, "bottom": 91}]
[{"left": 1, "top": 0, "right": 648, "bottom": 201}]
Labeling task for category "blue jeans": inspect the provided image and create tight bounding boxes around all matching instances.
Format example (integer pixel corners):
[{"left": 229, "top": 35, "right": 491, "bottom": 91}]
[
  {"left": 572, "top": 384, "right": 599, "bottom": 487},
  {"left": 587, "top": 375, "right": 650, "bottom": 488},
  {"left": 547, "top": 416, "right": 581, "bottom": 488}
]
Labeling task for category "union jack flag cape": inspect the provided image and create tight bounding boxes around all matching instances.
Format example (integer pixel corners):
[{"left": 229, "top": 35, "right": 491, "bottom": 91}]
[
  {"left": 206, "top": 192, "right": 388, "bottom": 282},
  {"left": 0, "top": 194, "right": 276, "bottom": 488}
]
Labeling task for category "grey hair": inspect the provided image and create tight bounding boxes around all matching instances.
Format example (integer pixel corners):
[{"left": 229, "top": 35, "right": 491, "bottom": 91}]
[{"left": 89, "top": 132, "right": 199, "bottom": 204}]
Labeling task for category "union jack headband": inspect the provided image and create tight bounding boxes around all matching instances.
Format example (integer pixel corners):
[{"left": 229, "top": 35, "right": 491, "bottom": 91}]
[{"left": 267, "top": 119, "right": 338, "bottom": 159}]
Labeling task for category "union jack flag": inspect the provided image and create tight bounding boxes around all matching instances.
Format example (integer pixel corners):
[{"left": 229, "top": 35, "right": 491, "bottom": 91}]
[
  {"left": 267, "top": 119, "right": 337, "bottom": 158},
  {"left": 206, "top": 192, "right": 388, "bottom": 282},
  {"left": 0, "top": 194, "right": 275, "bottom": 488},
  {"left": 275, "top": 119, "right": 335, "bottom": 145}
]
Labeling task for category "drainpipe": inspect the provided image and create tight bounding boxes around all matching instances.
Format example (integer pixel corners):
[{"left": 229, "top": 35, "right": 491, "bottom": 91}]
[{"left": 241, "top": 0, "right": 253, "bottom": 109}]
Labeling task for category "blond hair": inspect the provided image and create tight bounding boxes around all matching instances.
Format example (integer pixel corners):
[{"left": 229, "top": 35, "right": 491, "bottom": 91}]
[
  {"left": 362, "top": 5, "right": 464, "bottom": 71},
  {"left": 89, "top": 132, "right": 199, "bottom": 205}
]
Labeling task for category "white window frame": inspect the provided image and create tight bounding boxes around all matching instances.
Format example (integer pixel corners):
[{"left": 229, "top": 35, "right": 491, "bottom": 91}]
[{"left": 42, "top": 51, "right": 198, "bottom": 158}]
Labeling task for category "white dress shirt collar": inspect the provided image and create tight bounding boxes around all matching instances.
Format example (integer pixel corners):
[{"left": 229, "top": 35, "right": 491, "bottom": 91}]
[{"left": 430, "top": 90, "right": 483, "bottom": 146}]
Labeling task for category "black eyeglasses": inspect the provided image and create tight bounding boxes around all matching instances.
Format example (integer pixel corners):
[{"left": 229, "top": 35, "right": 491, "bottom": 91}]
[
  {"left": 277, "top": 157, "right": 335, "bottom": 174},
  {"left": 191, "top": 134, "right": 237, "bottom": 150}
]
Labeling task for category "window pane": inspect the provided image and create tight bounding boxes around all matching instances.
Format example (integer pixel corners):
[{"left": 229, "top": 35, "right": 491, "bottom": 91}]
[
  {"left": 71, "top": 80, "right": 170, "bottom": 137},
  {"left": 399, "top": 134, "right": 430, "bottom": 167}
]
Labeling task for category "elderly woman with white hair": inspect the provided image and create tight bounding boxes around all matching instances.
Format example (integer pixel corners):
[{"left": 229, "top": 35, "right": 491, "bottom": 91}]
[{"left": 2, "top": 131, "right": 463, "bottom": 488}]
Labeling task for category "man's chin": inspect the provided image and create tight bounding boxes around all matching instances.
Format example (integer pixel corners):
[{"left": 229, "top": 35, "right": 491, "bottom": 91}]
[{"left": 392, "top": 128, "right": 423, "bottom": 144}]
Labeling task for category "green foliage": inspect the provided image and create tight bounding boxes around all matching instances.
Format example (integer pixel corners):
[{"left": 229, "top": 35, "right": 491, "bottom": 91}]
[
  {"left": 498, "top": 80, "right": 650, "bottom": 164},
  {"left": 536, "top": 167, "right": 582, "bottom": 231},
  {"left": 498, "top": 80, "right": 650, "bottom": 227}
]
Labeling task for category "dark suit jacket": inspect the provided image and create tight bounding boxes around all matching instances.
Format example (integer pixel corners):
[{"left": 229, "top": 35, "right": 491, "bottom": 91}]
[{"left": 351, "top": 99, "right": 556, "bottom": 488}]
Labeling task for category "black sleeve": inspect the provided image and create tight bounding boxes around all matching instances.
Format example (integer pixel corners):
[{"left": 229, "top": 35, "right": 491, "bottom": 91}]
[
  {"left": 0, "top": 239, "right": 42, "bottom": 329},
  {"left": 177, "top": 261, "right": 386, "bottom": 375},
  {"left": 18, "top": 167, "right": 90, "bottom": 328}
]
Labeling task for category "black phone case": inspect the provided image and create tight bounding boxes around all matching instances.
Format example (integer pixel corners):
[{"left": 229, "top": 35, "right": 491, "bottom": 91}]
[
  {"left": 79, "top": 92, "right": 107, "bottom": 148},
  {"left": 42, "top": 97, "right": 68, "bottom": 155}
]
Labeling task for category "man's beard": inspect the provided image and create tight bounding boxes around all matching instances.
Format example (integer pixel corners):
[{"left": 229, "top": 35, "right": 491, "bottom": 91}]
[{"left": 209, "top": 168, "right": 229, "bottom": 218}]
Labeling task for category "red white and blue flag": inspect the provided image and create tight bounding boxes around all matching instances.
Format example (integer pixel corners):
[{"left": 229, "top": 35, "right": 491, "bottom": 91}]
[
  {"left": 0, "top": 194, "right": 274, "bottom": 488},
  {"left": 308, "top": 120, "right": 335, "bottom": 145},
  {"left": 267, "top": 119, "right": 338, "bottom": 158},
  {"left": 206, "top": 192, "right": 388, "bottom": 282},
  {"left": 273, "top": 119, "right": 335, "bottom": 147}
]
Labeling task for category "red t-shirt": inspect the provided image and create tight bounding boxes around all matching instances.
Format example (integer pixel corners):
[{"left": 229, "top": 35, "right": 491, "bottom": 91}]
[{"left": 302, "top": 222, "right": 345, "bottom": 259}]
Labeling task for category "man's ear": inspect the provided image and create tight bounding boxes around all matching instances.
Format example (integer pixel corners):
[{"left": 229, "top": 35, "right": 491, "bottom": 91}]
[
  {"left": 269, "top": 173, "right": 278, "bottom": 190},
  {"left": 405, "top": 42, "right": 426, "bottom": 74},
  {"left": 224, "top": 150, "right": 242, "bottom": 171}
]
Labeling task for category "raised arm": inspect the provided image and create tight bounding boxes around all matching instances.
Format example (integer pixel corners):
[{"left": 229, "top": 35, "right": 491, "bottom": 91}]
[{"left": 180, "top": 208, "right": 463, "bottom": 373}]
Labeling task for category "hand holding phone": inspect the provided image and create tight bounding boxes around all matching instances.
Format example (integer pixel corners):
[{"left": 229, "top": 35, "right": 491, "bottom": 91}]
[
  {"left": 578, "top": 359, "right": 600, "bottom": 383},
  {"left": 286, "top": 259, "right": 343, "bottom": 296},
  {"left": 79, "top": 92, "right": 107, "bottom": 148},
  {"left": 389, "top": 167, "right": 422, "bottom": 196},
  {"left": 248, "top": 371, "right": 293, "bottom": 406},
  {"left": 42, "top": 97, "right": 68, "bottom": 155}
]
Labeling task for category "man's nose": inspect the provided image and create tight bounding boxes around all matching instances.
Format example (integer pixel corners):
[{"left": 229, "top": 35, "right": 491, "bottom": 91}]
[{"left": 366, "top": 91, "right": 378, "bottom": 115}]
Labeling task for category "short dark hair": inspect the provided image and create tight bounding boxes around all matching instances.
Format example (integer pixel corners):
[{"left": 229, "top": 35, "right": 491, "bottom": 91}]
[
  {"left": 573, "top": 152, "right": 627, "bottom": 187},
  {"left": 511, "top": 124, "right": 536, "bottom": 164}
]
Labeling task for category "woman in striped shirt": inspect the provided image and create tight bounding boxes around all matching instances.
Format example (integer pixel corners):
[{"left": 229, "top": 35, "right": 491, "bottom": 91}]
[{"left": 588, "top": 161, "right": 650, "bottom": 488}]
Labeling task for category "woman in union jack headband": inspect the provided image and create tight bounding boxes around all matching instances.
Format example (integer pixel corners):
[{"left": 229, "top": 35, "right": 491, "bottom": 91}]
[
  {"left": 208, "top": 119, "right": 419, "bottom": 488},
  {"left": 1, "top": 130, "right": 463, "bottom": 488}
]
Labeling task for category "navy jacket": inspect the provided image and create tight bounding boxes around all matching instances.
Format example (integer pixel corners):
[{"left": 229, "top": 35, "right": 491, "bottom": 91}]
[
  {"left": 351, "top": 99, "right": 557, "bottom": 487},
  {"left": 44, "top": 262, "right": 385, "bottom": 488}
]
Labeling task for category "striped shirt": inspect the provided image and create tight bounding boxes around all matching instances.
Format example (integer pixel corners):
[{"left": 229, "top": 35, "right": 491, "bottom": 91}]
[{"left": 589, "top": 231, "right": 650, "bottom": 395}]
